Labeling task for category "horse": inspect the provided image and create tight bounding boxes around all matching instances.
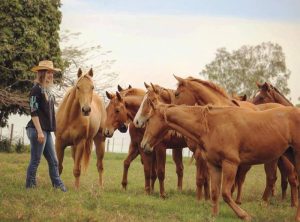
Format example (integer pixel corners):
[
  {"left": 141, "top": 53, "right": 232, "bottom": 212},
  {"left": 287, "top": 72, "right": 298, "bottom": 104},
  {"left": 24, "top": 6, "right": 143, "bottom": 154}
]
[
  {"left": 252, "top": 82, "right": 298, "bottom": 201},
  {"left": 253, "top": 82, "right": 294, "bottom": 106},
  {"left": 55, "top": 68, "right": 106, "bottom": 188},
  {"left": 172, "top": 75, "right": 298, "bottom": 206},
  {"left": 104, "top": 87, "right": 185, "bottom": 198},
  {"left": 134, "top": 83, "right": 210, "bottom": 200},
  {"left": 140, "top": 101, "right": 300, "bottom": 221}
]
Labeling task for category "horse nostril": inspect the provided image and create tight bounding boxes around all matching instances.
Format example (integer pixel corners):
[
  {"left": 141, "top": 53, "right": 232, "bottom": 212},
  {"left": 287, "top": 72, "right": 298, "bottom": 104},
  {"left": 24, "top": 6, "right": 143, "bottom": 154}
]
[{"left": 136, "top": 120, "right": 139, "bottom": 126}]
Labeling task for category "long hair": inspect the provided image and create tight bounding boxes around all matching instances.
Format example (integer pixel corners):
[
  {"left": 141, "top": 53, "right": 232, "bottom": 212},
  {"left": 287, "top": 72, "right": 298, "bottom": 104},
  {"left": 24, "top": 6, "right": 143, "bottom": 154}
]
[{"left": 34, "top": 70, "right": 54, "bottom": 87}]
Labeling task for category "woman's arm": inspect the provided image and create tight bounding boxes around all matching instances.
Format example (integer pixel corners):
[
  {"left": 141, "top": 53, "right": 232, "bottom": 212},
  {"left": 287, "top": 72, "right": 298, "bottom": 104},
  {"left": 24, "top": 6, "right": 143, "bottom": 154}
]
[{"left": 31, "top": 116, "right": 45, "bottom": 144}]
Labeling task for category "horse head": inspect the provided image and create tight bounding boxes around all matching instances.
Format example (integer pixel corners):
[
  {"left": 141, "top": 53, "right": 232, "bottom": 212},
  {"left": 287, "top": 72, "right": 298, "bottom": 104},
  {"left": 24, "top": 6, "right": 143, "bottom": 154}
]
[
  {"left": 134, "top": 83, "right": 173, "bottom": 128},
  {"left": 173, "top": 75, "right": 198, "bottom": 105},
  {"left": 140, "top": 101, "right": 169, "bottom": 153},
  {"left": 104, "top": 91, "right": 129, "bottom": 137},
  {"left": 75, "top": 68, "right": 94, "bottom": 116}
]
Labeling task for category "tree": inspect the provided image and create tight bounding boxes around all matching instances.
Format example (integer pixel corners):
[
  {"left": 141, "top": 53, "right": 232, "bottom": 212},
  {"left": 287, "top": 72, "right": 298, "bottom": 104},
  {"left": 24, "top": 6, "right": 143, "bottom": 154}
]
[
  {"left": 56, "top": 30, "right": 118, "bottom": 102},
  {"left": 200, "top": 42, "right": 291, "bottom": 98},
  {"left": 0, "top": 0, "right": 63, "bottom": 127}
]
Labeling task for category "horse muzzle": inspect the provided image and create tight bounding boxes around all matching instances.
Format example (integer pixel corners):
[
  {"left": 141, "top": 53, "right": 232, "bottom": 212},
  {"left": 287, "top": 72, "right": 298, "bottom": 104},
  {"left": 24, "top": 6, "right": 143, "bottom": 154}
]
[
  {"left": 104, "top": 128, "right": 114, "bottom": 138},
  {"left": 141, "top": 139, "right": 153, "bottom": 153},
  {"left": 133, "top": 118, "right": 146, "bottom": 128},
  {"left": 118, "top": 124, "right": 128, "bottom": 133},
  {"left": 82, "top": 105, "right": 91, "bottom": 116}
]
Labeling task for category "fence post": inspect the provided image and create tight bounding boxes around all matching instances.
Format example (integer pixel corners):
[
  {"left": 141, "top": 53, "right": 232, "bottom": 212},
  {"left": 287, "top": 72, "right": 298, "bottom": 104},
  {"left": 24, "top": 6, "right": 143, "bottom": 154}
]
[
  {"left": 121, "top": 137, "right": 124, "bottom": 153},
  {"left": 106, "top": 139, "right": 110, "bottom": 152},
  {"left": 0, "top": 127, "right": 2, "bottom": 140},
  {"left": 9, "top": 124, "right": 14, "bottom": 146},
  {"left": 112, "top": 138, "right": 115, "bottom": 153}
]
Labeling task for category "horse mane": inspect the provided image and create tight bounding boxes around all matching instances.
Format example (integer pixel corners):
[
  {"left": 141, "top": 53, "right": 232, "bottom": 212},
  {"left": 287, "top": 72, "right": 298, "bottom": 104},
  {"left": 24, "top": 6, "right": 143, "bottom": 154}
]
[
  {"left": 270, "top": 84, "right": 293, "bottom": 106},
  {"left": 121, "top": 88, "right": 145, "bottom": 97},
  {"left": 186, "top": 77, "right": 230, "bottom": 99}
]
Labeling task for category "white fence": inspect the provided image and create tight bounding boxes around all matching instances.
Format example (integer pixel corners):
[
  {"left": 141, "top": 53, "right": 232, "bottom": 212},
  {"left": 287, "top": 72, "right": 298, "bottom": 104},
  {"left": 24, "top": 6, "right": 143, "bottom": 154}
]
[{"left": 2, "top": 114, "right": 192, "bottom": 157}]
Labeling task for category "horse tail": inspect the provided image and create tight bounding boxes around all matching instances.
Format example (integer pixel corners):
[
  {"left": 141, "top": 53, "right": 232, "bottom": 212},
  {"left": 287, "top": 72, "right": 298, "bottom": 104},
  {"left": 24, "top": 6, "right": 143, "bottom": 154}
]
[
  {"left": 82, "top": 139, "right": 93, "bottom": 172},
  {"left": 188, "top": 153, "right": 195, "bottom": 166}
]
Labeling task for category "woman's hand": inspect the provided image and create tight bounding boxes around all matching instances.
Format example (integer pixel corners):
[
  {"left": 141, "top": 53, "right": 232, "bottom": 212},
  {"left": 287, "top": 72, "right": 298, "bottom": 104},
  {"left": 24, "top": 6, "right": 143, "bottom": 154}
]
[{"left": 37, "top": 132, "right": 45, "bottom": 144}]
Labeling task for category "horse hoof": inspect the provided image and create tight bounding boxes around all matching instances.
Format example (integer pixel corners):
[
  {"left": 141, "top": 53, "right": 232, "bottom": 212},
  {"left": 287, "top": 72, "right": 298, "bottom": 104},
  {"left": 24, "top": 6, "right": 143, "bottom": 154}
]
[
  {"left": 121, "top": 183, "right": 127, "bottom": 190},
  {"left": 235, "top": 200, "right": 242, "bottom": 205},
  {"left": 242, "top": 215, "right": 252, "bottom": 221},
  {"left": 160, "top": 193, "right": 167, "bottom": 199}
]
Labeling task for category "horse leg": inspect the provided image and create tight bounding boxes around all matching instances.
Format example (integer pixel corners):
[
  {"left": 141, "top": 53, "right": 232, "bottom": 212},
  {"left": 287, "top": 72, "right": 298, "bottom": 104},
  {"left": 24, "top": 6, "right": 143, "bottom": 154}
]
[
  {"left": 139, "top": 149, "right": 152, "bottom": 195},
  {"left": 150, "top": 153, "right": 157, "bottom": 192},
  {"left": 73, "top": 140, "right": 85, "bottom": 188},
  {"left": 195, "top": 149, "right": 209, "bottom": 200},
  {"left": 262, "top": 160, "right": 278, "bottom": 203},
  {"left": 172, "top": 148, "right": 184, "bottom": 191},
  {"left": 94, "top": 132, "right": 105, "bottom": 188},
  {"left": 222, "top": 160, "right": 251, "bottom": 220},
  {"left": 234, "top": 164, "right": 251, "bottom": 205},
  {"left": 155, "top": 145, "right": 166, "bottom": 198},
  {"left": 208, "top": 162, "right": 221, "bottom": 217},
  {"left": 278, "top": 156, "right": 298, "bottom": 207},
  {"left": 277, "top": 157, "right": 288, "bottom": 200},
  {"left": 293, "top": 147, "right": 300, "bottom": 221},
  {"left": 122, "top": 142, "right": 140, "bottom": 190},
  {"left": 55, "top": 137, "right": 65, "bottom": 175}
]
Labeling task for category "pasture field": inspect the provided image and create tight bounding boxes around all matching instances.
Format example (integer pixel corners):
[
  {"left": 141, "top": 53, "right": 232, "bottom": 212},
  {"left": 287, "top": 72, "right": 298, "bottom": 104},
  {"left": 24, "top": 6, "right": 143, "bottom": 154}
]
[{"left": 0, "top": 149, "right": 295, "bottom": 222}]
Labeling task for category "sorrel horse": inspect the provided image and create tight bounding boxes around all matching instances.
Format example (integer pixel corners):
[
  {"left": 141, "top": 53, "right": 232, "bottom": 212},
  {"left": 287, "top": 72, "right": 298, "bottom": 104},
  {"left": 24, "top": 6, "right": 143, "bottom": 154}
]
[
  {"left": 55, "top": 68, "right": 106, "bottom": 188},
  {"left": 172, "top": 75, "right": 298, "bottom": 206},
  {"left": 104, "top": 87, "right": 185, "bottom": 198},
  {"left": 253, "top": 82, "right": 298, "bottom": 201},
  {"left": 134, "top": 83, "right": 210, "bottom": 200},
  {"left": 140, "top": 101, "right": 300, "bottom": 220}
]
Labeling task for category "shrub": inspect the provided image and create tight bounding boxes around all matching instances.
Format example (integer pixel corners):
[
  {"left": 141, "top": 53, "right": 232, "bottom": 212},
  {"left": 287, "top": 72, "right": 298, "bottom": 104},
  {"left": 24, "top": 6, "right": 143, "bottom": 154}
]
[
  {"left": 0, "top": 137, "right": 13, "bottom": 153},
  {"left": 15, "top": 138, "right": 29, "bottom": 153}
]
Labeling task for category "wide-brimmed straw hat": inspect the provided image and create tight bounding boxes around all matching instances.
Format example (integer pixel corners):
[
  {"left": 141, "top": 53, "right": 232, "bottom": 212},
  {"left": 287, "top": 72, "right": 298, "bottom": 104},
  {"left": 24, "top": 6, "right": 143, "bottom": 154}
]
[{"left": 31, "top": 60, "right": 61, "bottom": 72}]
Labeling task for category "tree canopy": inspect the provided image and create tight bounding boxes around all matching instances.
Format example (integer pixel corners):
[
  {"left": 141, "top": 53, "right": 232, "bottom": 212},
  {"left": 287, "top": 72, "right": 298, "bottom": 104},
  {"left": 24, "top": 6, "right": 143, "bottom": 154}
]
[
  {"left": 200, "top": 42, "right": 291, "bottom": 98},
  {"left": 0, "top": 0, "right": 63, "bottom": 127}
]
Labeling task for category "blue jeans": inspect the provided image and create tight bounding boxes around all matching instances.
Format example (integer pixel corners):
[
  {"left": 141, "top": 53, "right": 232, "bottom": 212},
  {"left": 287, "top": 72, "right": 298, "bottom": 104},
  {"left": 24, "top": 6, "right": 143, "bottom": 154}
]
[{"left": 25, "top": 127, "right": 64, "bottom": 188}]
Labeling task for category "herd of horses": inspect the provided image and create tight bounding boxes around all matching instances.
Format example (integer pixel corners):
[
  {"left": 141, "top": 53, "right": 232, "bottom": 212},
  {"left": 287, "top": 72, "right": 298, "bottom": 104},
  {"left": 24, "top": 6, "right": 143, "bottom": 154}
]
[{"left": 54, "top": 68, "right": 300, "bottom": 221}]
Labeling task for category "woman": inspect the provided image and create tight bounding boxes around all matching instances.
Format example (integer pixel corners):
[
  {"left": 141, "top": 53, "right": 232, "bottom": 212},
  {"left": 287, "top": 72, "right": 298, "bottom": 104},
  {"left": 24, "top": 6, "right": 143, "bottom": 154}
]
[{"left": 25, "top": 60, "right": 66, "bottom": 192}]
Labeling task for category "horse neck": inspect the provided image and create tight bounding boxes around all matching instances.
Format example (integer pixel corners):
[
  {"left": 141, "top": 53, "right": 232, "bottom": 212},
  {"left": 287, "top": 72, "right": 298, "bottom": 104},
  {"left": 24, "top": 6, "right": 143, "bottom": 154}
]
[
  {"left": 163, "top": 106, "right": 208, "bottom": 144},
  {"left": 63, "top": 88, "right": 82, "bottom": 123},
  {"left": 190, "top": 82, "right": 233, "bottom": 106},
  {"left": 124, "top": 96, "right": 144, "bottom": 117},
  {"left": 272, "top": 90, "right": 293, "bottom": 106}
]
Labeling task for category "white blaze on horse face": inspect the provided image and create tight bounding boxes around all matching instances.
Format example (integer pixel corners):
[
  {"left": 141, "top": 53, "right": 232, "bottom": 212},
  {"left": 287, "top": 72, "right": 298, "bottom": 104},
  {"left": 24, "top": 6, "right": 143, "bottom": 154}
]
[{"left": 134, "top": 94, "right": 148, "bottom": 128}]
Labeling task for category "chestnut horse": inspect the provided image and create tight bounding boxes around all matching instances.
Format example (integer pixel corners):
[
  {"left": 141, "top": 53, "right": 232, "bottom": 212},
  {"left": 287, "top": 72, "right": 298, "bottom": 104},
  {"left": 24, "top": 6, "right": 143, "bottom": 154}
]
[
  {"left": 55, "top": 68, "right": 106, "bottom": 188},
  {"left": 172, "top": 75, "right": 298, "bottom": 206},
  {"left": 140, "top": 101, "right": 300, "bottom": 220},
  {"left": 134, "top": 83, "right": 210, "bottom": 200},
  {"left": 104, "top": 87, "right": 184, "bottom": 198},
  {"left": 253, "top": 82, "right": 298, "bottom": 201}
]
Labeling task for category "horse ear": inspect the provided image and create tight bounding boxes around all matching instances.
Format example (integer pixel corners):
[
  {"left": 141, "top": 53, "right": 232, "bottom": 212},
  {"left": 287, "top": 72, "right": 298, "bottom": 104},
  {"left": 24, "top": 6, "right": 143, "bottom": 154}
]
[
  {"left": 241, "top": 94, "right": 247, "bottom": 101},
  {"left": 144, "top": 82, "right": 150, "bottom": 89},
  {"left": 173, "top": 74, "right": 185, "bottom": 85},
  {"left": 117, "top": 85, "right": 123, "bottom": 92},
  {"left": 106, "top": 91, "right": 113, "bottom": 100},
  {"left": 88, "top": 68, "right": 93, "bottom": 77},
  {"left": 128, "top": 84, "right": 132, "bottom": 89},
  {"left": 77, "top": 68, "right": 83, "bottom": 78},
  {"left": 261, "top": 82, "right": 270, "bottom": 92},
  {"left": 150, "top": 83, "right": 158, "bottom": 93},
  {"left": 256, "top": 81, "right": 263, "bottom": 89},
  {"left": 116, "top": 91, "right": 123, "bottom": 102}
]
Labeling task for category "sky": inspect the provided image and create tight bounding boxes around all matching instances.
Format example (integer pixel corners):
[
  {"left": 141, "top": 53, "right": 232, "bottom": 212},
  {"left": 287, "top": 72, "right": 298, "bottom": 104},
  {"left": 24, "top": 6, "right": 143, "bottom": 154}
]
[{"left": 60, "top": 0, "right": 300, "bottom": 103}]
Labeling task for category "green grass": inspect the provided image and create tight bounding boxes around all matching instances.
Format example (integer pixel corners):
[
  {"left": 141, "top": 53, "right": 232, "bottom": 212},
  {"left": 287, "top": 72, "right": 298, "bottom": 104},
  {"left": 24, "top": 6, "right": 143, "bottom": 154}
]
[{"left": 0, "top": 150, "right": 295, "bottom": 222}]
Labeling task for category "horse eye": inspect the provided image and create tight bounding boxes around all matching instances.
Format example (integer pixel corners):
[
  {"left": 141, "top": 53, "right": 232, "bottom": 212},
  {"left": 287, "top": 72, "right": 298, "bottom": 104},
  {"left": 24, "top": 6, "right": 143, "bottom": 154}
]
[
  {"left": 115, "top": 109, "right": 120, "bottom": 114},
  {"left": 76, "top": 86, "right": 79, "bottom": 90},
  {"left": 92, "top": 86, "right": 94, "bottom": 90}
]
